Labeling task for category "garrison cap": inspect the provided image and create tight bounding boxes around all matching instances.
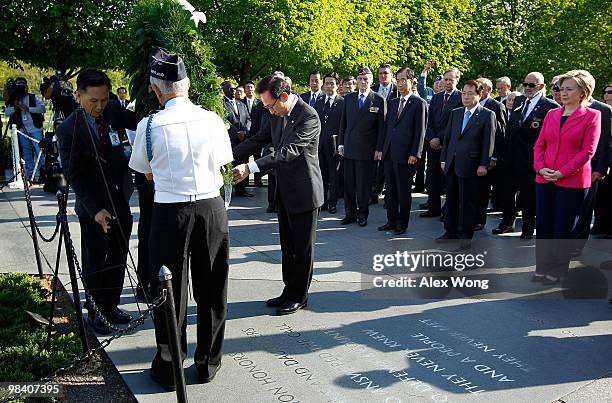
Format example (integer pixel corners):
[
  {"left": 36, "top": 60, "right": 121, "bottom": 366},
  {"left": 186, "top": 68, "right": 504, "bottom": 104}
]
[{"left": 150, "top": 48, "right": 187, "bottom": 82}]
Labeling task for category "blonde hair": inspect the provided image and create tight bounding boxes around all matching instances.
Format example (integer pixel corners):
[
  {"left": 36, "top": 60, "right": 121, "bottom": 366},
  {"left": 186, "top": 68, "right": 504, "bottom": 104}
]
[{"left": 560, "top": 70, "right": 595, "bottom": 103}]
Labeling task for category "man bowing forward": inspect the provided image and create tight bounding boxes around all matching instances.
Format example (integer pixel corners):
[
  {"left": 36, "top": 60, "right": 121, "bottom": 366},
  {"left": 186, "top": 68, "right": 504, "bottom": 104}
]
[{"left": 233, "top": 75, "right": 324, "bottom": 315}]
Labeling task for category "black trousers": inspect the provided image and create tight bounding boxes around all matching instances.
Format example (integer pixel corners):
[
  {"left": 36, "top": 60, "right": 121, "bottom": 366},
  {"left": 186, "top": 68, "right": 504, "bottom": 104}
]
[
  {"left": 444, "top": 163, "right": 478, "bottom": 239},
  {"left": 573, "top": 180, "right": 599, "bottom": 246},
  {"left": 500, "top": 169, "right": 536, "bottom": 233},
  {"left": 149, "top": 197, "right": 229, "bottom": 376},
  {"left": 476, "top": 173, "right": 492, "bottom": 225},
  {"left": 425, "top": 147, "right": 444, "bottom": 213},
  {"left": 371, "top": 161, "right": 385, "bottom": 200},
  {"left": 319, "top": 148, "right": 339, "bottom": 208},
  {"left": 414, "top": 155, "right": 426, "bottom": 189},
  {"left": 344, "top": 158, "right": 375, "bottom": 219},
  {"left": 277, "top": 194, "right": 318, "bottom": 303},
  {"left": 593, "top": 175, "right": 612, "bottom": 233},
  {"left": 79, "top": 199, "right": 133, "bottom": 311},
  {"left": 135, "top": 172, "right": 154, "bottom": 291},
  {"left": 535, "top": 183, "right": 587, "bottom": 278},
  {"left": 384, "top": 160, "right": 416, "bottom": 230},
  {"left": 489, "top": 164, "right": 503, "bottom": 209},
  {"left": 252, "top": 148, "right": 263, "bottom": 184}
]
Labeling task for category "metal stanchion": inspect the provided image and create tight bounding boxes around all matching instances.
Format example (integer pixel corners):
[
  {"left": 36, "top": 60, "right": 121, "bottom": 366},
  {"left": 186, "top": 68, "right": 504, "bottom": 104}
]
[
  {"left": 57, "top": 189, "right": 89, "bottom": 354},
  {"left": 8, "top": 124, "right": 24, "bottom": 189},
  {"left": 158, "top": 265, "right": 188, "bottom": 403},
  {"left": 20, "top": 159, "right": 44, "bottom": 278},
  {"left": 46, "top": 226, "right": 63, "bottom": 349}
]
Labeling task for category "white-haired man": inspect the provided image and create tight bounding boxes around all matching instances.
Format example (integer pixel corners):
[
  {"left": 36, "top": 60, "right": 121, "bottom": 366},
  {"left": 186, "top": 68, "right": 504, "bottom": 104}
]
[
  {"left": 129, "top": 48, "right": 233, "bottom": 390},
  {"left": 493, "top": 72, "right": 558, "bottom": 239},
  {"left": 495, "top": 76, "right": 512, "bottom": 105}
]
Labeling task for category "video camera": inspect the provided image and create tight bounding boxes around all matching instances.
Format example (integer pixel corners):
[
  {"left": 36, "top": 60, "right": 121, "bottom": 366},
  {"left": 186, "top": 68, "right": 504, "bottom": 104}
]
[
  {"left": 3, "top": 79, "right": 28, "bottom": 106},
  {"left": 40, "top": 73, "right": 78, "bottom": 119}
]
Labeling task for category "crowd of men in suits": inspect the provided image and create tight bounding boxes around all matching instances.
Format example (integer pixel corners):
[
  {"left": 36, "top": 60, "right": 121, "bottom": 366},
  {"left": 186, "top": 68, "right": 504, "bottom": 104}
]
[{"left": 224, "top": 63, "right": 612, "bottom": 248}]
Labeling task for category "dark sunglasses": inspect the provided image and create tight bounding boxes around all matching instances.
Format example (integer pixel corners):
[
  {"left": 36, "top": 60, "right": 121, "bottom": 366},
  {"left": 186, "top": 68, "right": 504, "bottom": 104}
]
[
  {"left": 522, "top": 82, "right": 538, "bottom": 88},
  {"left": 605, "top": 90, "right": 612, "bottom": 95}
]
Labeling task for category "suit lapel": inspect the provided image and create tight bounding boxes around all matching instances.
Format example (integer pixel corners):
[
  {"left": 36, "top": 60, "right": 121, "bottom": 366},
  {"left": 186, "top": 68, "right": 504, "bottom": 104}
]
[
  {"left": 356, "top": 92, "right": 374, "bottom": 125},
  {"left": 560, "top": 106, "right": 587, "bottom": 136},
  {"left": 395, "top": 97, "right": 413, "bottom": 126},
  {"left": 461, "top": 105, "right": 482, "bottom": 135},
  {"left": 280, "top": 101, "right": 303, "bottom": 144}
]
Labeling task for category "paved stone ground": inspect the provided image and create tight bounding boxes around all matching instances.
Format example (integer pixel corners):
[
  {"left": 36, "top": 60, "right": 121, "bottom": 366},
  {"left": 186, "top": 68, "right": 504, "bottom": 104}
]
[{"left": 1, "top": 177, "right": 612, "bottom": 403}]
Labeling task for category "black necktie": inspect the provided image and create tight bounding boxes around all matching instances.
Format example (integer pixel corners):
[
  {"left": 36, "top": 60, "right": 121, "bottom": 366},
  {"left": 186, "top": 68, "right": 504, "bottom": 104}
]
[
  {"left": 443, "top": 93, "right": 450, "bottom": 109},
  {"left": 519, "top": 99, "right": 531, "bottom": 125},
  {"left": 397, "top": 97, "right": 406, "bottom": 118}
]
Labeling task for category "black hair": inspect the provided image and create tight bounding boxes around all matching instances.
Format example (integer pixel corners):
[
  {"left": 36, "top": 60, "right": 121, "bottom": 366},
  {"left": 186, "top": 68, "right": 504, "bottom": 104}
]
[
  {"left": 117, "top": 86, "right": 127, "bottom": 92},
  {"left": 220, "top": 80, "right": 235, "bottom": 89},
  {"left": 343, "top": 75, "right": 355, "bottom": 82},
  {"left": 15, "top": 77, "right": 27, "bottom": 84},
  {"left": 379, "top": 64, "right": 392, "bottom": 72},
  {"left": 323, "top": 72, "right": 340, "bottom": 84},
  {"left": 257, "top": 75, "right": 292, "bottom": 99},
  {"left": 245, "top": 80, "right": 255, "bottom": 86},
  {"left": 464, "top": 79, "right": 484, "bottom": 94},
  {"left": 396, "top": 67, "right": 416, "bottom": 80},
  {"left": 76, "top": 68, "right": 111, "bottom": 91},
  {"left": 308, "top": 71, "right": 322, "bottom": 81}
]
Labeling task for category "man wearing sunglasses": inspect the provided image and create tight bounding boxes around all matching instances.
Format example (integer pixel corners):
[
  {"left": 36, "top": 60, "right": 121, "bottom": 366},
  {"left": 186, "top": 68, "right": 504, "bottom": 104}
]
[
  {"left": 493, "top": 72, "right": 558, "bottom": 239},
  {"left": 548, "top": 75, "right": 563, "bottom": 105}
]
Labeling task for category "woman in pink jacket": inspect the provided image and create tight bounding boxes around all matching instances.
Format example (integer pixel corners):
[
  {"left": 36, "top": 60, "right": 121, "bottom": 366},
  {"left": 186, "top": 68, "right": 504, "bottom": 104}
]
[{"left": 533, "top": 70, "right": 601, "bottom": 285}]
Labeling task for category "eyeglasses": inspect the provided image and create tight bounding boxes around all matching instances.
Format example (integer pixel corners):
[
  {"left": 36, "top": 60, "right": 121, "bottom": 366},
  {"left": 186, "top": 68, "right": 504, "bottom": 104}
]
[
  {"left": 552, "top": 84, "right": 560, "bottom": 92},
  {"left": 264, "top": 97, "right": 279, "bottom": 111},
  {"left": 605, "top": 90, "right": 612, "bottom": 95},
  {"left": 522, "top": 82, "right": 538, "bottom": 89}
]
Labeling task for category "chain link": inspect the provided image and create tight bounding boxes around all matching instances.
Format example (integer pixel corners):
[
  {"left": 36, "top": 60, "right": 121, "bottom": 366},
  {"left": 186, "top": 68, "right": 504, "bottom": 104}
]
[
  {"left": 0, "top": 291, "right": 166, "bottom": 403},
  {"left": 21, "top": 169, "right": 61, "bottom": 243}
]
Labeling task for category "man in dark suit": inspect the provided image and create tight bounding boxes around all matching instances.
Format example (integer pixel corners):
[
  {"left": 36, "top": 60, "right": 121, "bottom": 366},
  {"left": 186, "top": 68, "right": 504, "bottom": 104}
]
[
  {"left": 494, "top": 77, "right": 512, "bottom": 106},
  {"left": 242, "top": 80, "right": 264, "bottom": 186},
  {"left": 314, "top": 72, "right": 344, "bottom": 214},
  {"left": 300, "top": 71, "right": 324, "bottom": 107},
  {"left": 475, "top": 77, "right": 507, "bottom": 229},
  {"left": 493, "top": 72, "right": 558, "bottom": 239},
  {"left": 376, "top": 67, "right": 427, "bottom": 235},
  {"left": 338, "top": 65, "right": 386, "bottom": 227},
  {"left": 221, "top": 80, "right": 252, "bottom": 197},
  {"left": 422, "top": 67, "right": 463, "bottom": 217},
  {"left": 117, "top": 86, "right": 130, "bottom": 108},
  {"left": 56, "top": 69, "right": 139, "bottom": 334},
  {"left": 233, "top": 75, "right": 323, "bottom": 315},
  {"left": 439, "top": 80, "right": 495, "bottom": 242},
  {"left": 572, "top": 92, "right": 612, "bottom": 249}
]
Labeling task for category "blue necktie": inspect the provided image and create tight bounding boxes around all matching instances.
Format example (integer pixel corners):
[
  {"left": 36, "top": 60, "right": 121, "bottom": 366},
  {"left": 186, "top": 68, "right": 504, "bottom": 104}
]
[
  {"left": 310, "top": 93, "right": 317, "bottom": 107},
  {"left": 358, "top": 94, "right": 365, "bottom": 109},
  {"left": 461, "top": 110, "right": 472, "bottom": 133}
]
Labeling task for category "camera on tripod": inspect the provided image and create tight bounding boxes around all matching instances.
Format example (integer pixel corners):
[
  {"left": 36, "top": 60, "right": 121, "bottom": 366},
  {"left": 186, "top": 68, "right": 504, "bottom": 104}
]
[
  {"left": 40, "top": 73, "right": 78, "bottom": 121},
  {"left": 3, "top": 78, "right": 28, "bottom": 106}
]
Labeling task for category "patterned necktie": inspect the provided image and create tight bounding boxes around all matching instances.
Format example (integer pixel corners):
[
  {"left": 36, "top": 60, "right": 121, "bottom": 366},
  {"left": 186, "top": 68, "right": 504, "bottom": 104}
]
[
  {"left": 443, "top": 93, "right": 450, "bottom": 109},
  {"left": 519, "top": 99, "right": 531, "bottom": 125},
  {"left": 397, "top": 97, "right": 406, "bottom": 118},
  {"left": 358, "top": 94, "right": 365, "bottom": 109},
  {"left": 310, "top": 93, "right": 317, "bottom": 107},
  {"left": 461, "top": 110, "right": 472, "bottom": 133},
  {"left": 382, "top": 87, "right": 387, "bottom": 98},
  {"left": 95, "top": 117, "right": 108, "bottom": 147}
]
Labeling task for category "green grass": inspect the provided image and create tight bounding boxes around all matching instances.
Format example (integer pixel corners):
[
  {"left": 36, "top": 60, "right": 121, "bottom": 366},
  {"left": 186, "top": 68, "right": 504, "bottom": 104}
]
[{"left": 0, "top": 272, "right": 81, "bottom": 382}]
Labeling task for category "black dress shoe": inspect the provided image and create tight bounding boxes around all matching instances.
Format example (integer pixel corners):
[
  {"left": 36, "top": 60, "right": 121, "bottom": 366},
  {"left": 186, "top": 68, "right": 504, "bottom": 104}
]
[
  {"left": 530, "top": 274, "right": 545, "bottom": 282},
  {"left": 104, "top": 307, "right": 132, "bottom": 324},
  {"left": 276, "top": 300, "right": 307, "bottom": 316},
  {"left": 378, "top": 222, "right": 395, "bottom": 231},
  {"left": 328, "top": 206, "right": 337, "bottom": 214},
  {"left": 419, "top": 202, "right": 429, "bottom": 209},
  {"left": 435, "top": 232, "right": 454, "bottom": 242},
  {"left": 198, "top": 361, "right": 222, "bottom": 384},
  {"left": 473, "top": 224, "right": 484, "bottom": 231},
  {"left": 590, "top": 226, "right": 605, "bottom": 235},
  {"left": 413, "top": 186, "right": 425, "bottom": 193},
  {"left": 420, "top": 210, "right": 441, "bottom": 218},
  {"left": 87, "top": 314, "right": 113, "bottom": 335},
  {"left": 393, "top": 228, "right": 406, "bottom": 236},
  {"left": 340, "top": 216, "right": 356, "bottom": 225},
  {"left": 370, "top": 196, "right": 379, "bottom": 205},
  {"left": 266, "top": 295, "right": 286, "bottom": 307},
  {"left": 520, "top": 232, "right": 533, "bottom": 240},
  {"left": 150, "top": 355, "right": 177, "bottom": 391},
  {"left": 492, "top": 225, "right": 514, "bottom": 235},
  {"left": 236, "top": 190, "right": 254, "bottom": 197},
  {"left": 357, "top": 217, "right": 367, "bottom": 227},
  {"left": 320, "top": 203, "right": 329, "bottom": 211}
]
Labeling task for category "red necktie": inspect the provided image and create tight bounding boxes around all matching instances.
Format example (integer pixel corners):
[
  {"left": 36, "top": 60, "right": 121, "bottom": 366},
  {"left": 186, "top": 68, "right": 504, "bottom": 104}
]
[
  {"left": 95, "top": 117, "right": 108, "bottom": 147},
  {"left": 443, "top": 93, "right": 450, "bottom": 109}
]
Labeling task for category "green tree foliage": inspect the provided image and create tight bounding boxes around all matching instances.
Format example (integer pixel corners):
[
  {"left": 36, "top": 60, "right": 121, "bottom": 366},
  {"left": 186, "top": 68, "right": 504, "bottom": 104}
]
[
  {"left": 0, "top": 0, "right": 133, "bottom": 78},
  {"left": 126, "top": 0, "right": 223, "bottom": 117},
  {"left": 195, "top": 0, "right": 475, "bottom": 86}
]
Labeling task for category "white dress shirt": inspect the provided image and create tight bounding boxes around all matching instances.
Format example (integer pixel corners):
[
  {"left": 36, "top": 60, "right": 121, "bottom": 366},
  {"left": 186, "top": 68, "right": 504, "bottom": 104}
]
[{"left": 129, "top": 96, "right": 234, "bottom": 203}]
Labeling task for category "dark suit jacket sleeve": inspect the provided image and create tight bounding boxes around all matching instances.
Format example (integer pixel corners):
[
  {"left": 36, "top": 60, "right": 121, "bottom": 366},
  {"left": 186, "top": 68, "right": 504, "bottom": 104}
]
[
  {"left": 412, "top": 100, "right": 427, "bottom": 158},
  {"left": 493, "top": 102, "right": 507, "bottom": 159},
  {"left": 243, "top": 104, "right": 252, "bottom": 134},
  {"left": 375, "top": 97, "right": 386, "bottom": 156},
  {"left": 338, "top": 101, "right": 347, "bottom": 147},
  {"left": 593, "top": 104, "right": 611, "bottom": 174},
  {"left": 377, "top": 115, "right": 388, "bottom": 152},
  {"left": 233, "top": 118, "right": 272, "bottom": 162},
  {"left": 119, "top": 105, "right": 140, "bottom": 130},
  {"left": 56, "top": 114, "right": 100, "bottom": 218},
  {"left": 425, "top": 95, "right": 437, "bottom": 141},
  {"left": 256, "top": 111, "right": 320, "bottom": 172},
  {"left": 481, "top": 111, "right": 496, "bottom": 166}
]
